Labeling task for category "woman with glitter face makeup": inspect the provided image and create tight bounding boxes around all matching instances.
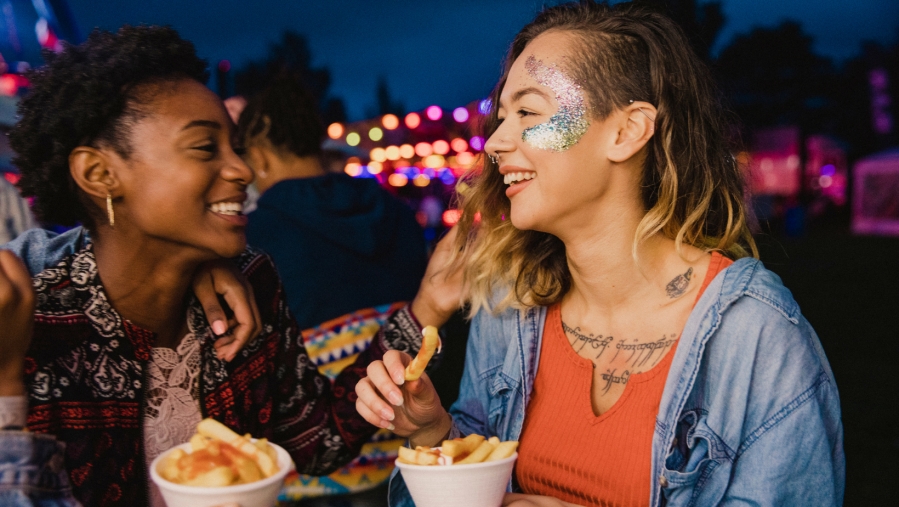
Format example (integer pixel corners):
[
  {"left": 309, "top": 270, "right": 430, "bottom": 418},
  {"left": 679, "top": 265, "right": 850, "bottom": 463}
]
[{"left": 355, "top": 1, "right": 844, "bottom": 506}]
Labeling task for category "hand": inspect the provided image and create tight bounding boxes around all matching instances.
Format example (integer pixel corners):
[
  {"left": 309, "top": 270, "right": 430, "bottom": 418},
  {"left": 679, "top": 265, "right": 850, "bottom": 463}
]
[
  {"left": 192, "top": 260, "right": 261, "bottom": 362},
  {"left": 355, "top": 350, "right": 451, "bottom": 447},
  {"left": 503, "top": 493, "right": 583, "bottom": 507},
  {"left": 411, "top": 226, "right": 468, "bottom": 328},
  {"left": 0, "top": 251, "right": 35, "bottom": 396}
]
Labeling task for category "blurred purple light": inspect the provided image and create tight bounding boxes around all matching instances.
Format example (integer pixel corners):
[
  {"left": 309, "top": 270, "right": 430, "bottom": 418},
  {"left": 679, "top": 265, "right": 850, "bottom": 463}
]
[
  {"left": 469, "top": 136, "right": 485, "bottom": 151},
  {"left": 478, "top": 99, "right": 492, "bottom": 115},
  {"left": 453, "top": 107, "right": 469, "bottom": 123},
  {"left": 820, "top": 164, "right": 836, "bottom": 177},
  {"left": 426, "top": 105, "right": 443, "bottom": 121}
]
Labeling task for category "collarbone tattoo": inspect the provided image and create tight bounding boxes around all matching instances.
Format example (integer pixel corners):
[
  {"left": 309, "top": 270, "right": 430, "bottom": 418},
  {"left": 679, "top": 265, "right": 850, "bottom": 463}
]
[
  {"left": 562, "top": 320, "right": 678, "bottom": 371},
  {"left": 665, "top": 266, "right": 694, "bottom": 298}
]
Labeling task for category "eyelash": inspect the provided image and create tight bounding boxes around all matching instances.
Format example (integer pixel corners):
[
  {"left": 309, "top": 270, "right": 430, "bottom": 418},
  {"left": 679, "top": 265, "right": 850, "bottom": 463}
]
[{"left": 497, "top": 109, "right": 535, "bottom": 122}]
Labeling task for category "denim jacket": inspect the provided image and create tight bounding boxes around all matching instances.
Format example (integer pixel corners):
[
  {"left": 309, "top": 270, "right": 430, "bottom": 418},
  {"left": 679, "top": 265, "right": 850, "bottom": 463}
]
[{"left": 389, "top": 258, "right": 845, "bottom": 506}]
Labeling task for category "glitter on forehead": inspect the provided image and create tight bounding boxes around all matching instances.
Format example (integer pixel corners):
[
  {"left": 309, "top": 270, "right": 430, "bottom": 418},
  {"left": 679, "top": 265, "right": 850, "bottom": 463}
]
[{"left": 521, "top": 55, "right": 590, "bottom": 152}]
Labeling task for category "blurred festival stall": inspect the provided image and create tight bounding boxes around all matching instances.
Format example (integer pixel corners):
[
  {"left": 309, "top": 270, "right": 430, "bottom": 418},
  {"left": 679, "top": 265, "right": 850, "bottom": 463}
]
[
  {"left": 1, "top": 0, "right": 79, "bottom": 186},
  {"left": 322, "top": 100, "right": 491, "bottom": 242},
  {"left": 852, "top": 147, "right": 899, "bottom": 236}
]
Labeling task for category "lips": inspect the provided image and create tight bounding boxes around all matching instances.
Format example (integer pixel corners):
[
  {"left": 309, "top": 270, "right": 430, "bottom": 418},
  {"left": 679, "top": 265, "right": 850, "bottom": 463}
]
[{"left": 207, "top": 198, "right": 248, "bottom": 226}]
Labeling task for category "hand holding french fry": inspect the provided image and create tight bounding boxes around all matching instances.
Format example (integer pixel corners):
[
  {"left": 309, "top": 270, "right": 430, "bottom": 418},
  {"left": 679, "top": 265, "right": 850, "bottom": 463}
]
[{"left": 355, "top": 342, "right": 451, "bottom": 447}]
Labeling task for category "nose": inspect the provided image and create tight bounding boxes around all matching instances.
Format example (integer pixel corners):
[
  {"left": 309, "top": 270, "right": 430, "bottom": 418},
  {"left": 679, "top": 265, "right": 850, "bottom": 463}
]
[
  {"left": 222, "top": 146, "right": 254, "bottom": 186},
  {"left": 484, "top": 120, "right": 516, "bottom": 163}
]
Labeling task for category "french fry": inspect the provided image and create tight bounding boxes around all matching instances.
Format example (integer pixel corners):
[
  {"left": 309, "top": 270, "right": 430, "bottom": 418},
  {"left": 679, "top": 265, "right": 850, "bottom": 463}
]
[
  {"left": 488, "top": 436, "right": 500, "bottom": 446},
  {"left": 182, "top": 466, "right": 235, "bottom": 487},
  {"left": 486, "top": 441, "right": 519, "bottom": 461},
  {"left": 441, "top": 434, "right": 485, "bottom": 458},
  {"left": 456, "top": 440, "right": 496, "bottom": 464},
  {"left": 404, "top": 326, "right": 440, "bottom": 381},
  {"left": 197, "top": 418, "right": 277, "bottom": 477},
  {"left": 398, "top": 445, "right": 439, "bottom": 465}
]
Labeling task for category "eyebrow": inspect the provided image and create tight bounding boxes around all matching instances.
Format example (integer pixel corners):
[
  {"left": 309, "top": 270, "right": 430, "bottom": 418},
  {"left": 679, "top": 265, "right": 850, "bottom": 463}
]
[
  {"left": 511, "top": 86, "right": 551, "bottom": 103},
  {"left": 181, "top": 119, "right": 222, "bottom": 131}
]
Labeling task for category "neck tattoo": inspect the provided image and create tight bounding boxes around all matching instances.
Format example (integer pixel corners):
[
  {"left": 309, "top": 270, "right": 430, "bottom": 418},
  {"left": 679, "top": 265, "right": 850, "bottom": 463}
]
[
  {"left": 665, "top": 267, "right": 693, "bottom": 298},
  {"left": 521, "top": 55, "right": 590, "bottom": 152}
]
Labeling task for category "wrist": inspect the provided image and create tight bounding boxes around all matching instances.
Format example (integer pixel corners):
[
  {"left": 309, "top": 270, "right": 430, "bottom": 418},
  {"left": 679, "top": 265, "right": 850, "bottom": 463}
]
[
  {"left": 409, "top": 411, "right": 452, "bottom": 449},
  {"left": 410, "top": 293, "right": 452, "bottom": 330}
]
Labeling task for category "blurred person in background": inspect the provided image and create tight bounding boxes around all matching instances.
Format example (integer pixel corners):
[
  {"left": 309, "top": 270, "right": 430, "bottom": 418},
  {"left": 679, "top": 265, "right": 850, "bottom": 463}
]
[
  {"left": 355, "top": 1, "right": 844, "bottom": 506},
  {"left": 0, "top": 176, "right": 38, "bottom": 244},
  {"left": 234, "top": 74, "right": 431, "bottom": 499},
  {"left": 0, "top": 26, "right": 432, "bottom": 507},
  {"left": 237, "top": 75, "right": 428, "bottom": 331}
]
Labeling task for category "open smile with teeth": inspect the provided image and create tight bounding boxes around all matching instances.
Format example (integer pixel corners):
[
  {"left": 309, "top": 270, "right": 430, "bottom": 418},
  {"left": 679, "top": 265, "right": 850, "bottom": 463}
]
[
  {"left": 504, "top": 172, "right": 536, "bottom": 185},
  {"left": 208, "top": 202, "right": 244, "bottom": 215}
]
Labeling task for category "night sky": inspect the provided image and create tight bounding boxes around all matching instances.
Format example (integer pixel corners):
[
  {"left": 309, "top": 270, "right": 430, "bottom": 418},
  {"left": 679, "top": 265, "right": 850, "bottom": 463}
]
[{"left": 64, "top": 0, "right": 899, "bottom": 120}]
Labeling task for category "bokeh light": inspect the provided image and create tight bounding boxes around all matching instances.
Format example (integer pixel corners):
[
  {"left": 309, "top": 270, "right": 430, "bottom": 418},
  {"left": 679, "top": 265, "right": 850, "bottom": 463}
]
[
  {"left": 456, "top": 151, "right": 474, "bottom": 166},
  {"left": 432, "top": 140, "right": 450, "bottom": 155},
  {"left": 385, "top": 145, "right": 401, "bottom": 160},
  {"left": 451, "top": 138, "right": 468, "bottom": 153},
  {"left": 426, "top": 105, "right": 443, "bottom": 121},
  {"left": 370, "top": 147, "right": 387, "bottom": 162},
  {"left": 415, "top": 142, "right": 434, "bottom": 157},
  {"left": 368, "top": 161, "right": 383, "bottom": 174},
  {"left": 399, "top": 144, "right": 415, "bottom": 159},
  {"left": 388, "top": 173, "right": 408, "bottom": 187},
  {"left": 382, "top": 114, "right": 400, "bottom": 130},
  {"left": 442, "top": 209, "right": 462, "bottom": 227},
  {"left": 423, "top": 154, "right": 446, "bottom": 168},
  {"left": 346, "top": 132, "right": 361, "bottom": 146},
  {"left": 478, "top": 99, "right": 492, "bottom": 115},
  {"left": 369, "top": 127, "right": 384, "bottom": 141},
  {"left": 413, "top": 174, "right": 431, "bottom": 187},
  {"left": 327, "top": 123, "right": 344, "bottom": 140},
  {"left": 344, "top": 162, "right": 362, "bottom": 176},
  {"left": 405, "top": 112, "right": 421, "bottom": 129},
  {"left": 469, "top": 136, "right": 485, "bottom": 151},
  {"left": 453, "top": 107, "right": 469, "bottom": 123}
]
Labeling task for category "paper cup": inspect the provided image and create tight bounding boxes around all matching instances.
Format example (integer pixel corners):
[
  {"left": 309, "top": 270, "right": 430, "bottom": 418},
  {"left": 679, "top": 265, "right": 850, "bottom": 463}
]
[
  {"left": 150, "top": 441, "right": 293, "bottom": 507},
  {"left": 394, "top": 453, "right": 517, "bottom": 507}
]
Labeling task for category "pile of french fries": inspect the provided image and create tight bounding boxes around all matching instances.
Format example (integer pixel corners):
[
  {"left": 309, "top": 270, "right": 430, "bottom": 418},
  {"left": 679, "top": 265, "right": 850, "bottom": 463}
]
[
  {"left": 398, "top": 434, "right": 519, "bottom": 466},
  {"left": 156, "top": 418, "right": 280, "bottom": 487}
]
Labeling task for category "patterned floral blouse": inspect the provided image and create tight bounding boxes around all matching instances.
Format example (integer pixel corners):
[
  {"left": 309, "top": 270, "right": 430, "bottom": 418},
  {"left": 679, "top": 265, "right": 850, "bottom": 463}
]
[{"left": 24, "top": 244, "right": 423, "bottom": 507}]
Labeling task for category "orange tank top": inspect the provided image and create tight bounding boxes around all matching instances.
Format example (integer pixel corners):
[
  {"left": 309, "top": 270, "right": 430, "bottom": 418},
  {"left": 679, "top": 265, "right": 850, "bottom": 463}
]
[{"left": 516, "top": 253, "right": 733, "bottom": 506}]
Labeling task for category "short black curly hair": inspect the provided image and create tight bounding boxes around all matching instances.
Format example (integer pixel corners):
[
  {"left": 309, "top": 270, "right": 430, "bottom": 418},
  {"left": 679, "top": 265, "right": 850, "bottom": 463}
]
[
  {"left": 237, "top": 74, "right": 324, "bottom": 159},
  {"left": 9, "top": 25, "right": 209, "bottom": 228}
]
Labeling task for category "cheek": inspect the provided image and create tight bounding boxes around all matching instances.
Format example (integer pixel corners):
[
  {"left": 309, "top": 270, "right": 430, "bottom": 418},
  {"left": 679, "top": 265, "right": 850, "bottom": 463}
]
[{"left": 521, "top": 108, "right": 590, "bottom": 152}]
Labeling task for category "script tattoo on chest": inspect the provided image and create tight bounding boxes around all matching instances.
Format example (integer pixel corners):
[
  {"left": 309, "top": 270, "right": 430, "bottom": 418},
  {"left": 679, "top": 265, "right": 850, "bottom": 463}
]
[
  {"left": 666, "top": 267, "right": 693, "bottom": 298},
  {"left": 599, "top": 369, "right": 630, "bottom": 394},
  {"left": 610, "top": 334, "right": 678, "bottom": 368},
  {"left": 562, "top": 320, "right": 615, "bottom": 359}
]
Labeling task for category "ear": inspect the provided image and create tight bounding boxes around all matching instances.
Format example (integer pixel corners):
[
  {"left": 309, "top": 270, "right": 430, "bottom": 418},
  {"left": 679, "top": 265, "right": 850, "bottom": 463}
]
[
  {"left": 68, "top": 146, "right": 121, "bottom": 199},
  {"left": 245, "top": 144, "right": 270, "bottom": 178},
  {"left": 607, "top": 101, "right": 656, "bottom": 163}
]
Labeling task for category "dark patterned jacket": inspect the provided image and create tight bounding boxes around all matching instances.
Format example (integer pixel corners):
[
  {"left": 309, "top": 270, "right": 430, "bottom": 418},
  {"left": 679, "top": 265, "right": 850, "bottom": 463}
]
[{"left": 24, "top": 245, "right": 422, "bottom": 507}]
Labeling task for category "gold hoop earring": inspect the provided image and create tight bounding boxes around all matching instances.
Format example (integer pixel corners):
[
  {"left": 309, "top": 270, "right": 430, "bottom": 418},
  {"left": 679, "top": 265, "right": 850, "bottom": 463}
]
[{"left": 106, "top": 192, "right": 115, "bottom": 228}]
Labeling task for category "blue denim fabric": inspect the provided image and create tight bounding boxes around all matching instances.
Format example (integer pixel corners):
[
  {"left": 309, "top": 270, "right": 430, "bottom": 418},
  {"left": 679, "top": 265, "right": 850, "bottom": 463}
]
[
  {"left": 0, "top": 228, "right": 86, "bottom": 276},
  {"left": 0, "top": 431, "right": 80, "bottom": 507},
  {"left": 389, "top": 258, "right": 844, "bottom": 506}
]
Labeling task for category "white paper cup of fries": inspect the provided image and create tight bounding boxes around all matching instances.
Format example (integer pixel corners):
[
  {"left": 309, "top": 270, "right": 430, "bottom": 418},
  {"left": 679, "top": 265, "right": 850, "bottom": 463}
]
[
  {"left": 150, "top": 440, "right": 293, "bottom": 507},
  {"left": 395, "top": 435, "right": 518, "bottom": 507}
]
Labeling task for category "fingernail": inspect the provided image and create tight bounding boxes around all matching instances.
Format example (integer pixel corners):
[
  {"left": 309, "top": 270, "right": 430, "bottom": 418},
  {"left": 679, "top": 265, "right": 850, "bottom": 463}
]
[
  {"left": 388, "top": 392, "right": 403, "bottom": 406},
  {"left": 212, "top": 320, "right": 227, "bottom": 335},
  {"left": 393, "top": 374, "right": 405, "bottom": 386},
  {"left": 384, "top": 422, "right": 395, "bottom": 431},
  {"left": 380, "top": 408, "right": 394, "bottom": 421}
]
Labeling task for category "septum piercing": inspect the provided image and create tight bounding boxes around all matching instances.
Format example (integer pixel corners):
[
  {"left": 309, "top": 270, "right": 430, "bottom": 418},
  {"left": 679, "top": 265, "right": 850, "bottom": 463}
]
[{"left": 488, "top": 153, "right": 498, "bottom": 165}]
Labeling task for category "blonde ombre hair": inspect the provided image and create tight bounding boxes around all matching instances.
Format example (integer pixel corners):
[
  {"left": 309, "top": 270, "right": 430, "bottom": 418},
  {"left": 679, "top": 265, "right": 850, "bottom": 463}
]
[{"left": 452, "top": 0, "right": 758, "bottom": 316}]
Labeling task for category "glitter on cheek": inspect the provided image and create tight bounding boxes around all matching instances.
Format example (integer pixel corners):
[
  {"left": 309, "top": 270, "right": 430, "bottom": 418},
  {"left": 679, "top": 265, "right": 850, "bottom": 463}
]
[{"left": 521, "top": 55, "right": 590, "bottom": 152}]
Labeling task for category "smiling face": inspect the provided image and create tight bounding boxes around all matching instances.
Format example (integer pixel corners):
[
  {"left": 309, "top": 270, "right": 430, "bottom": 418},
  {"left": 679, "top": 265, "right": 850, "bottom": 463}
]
[
  {"left": 485, "top": 31, "right": 627, "bottom": 235},
  {"left": 105, "top": 79, "right": 253, "bottom": 259}
]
